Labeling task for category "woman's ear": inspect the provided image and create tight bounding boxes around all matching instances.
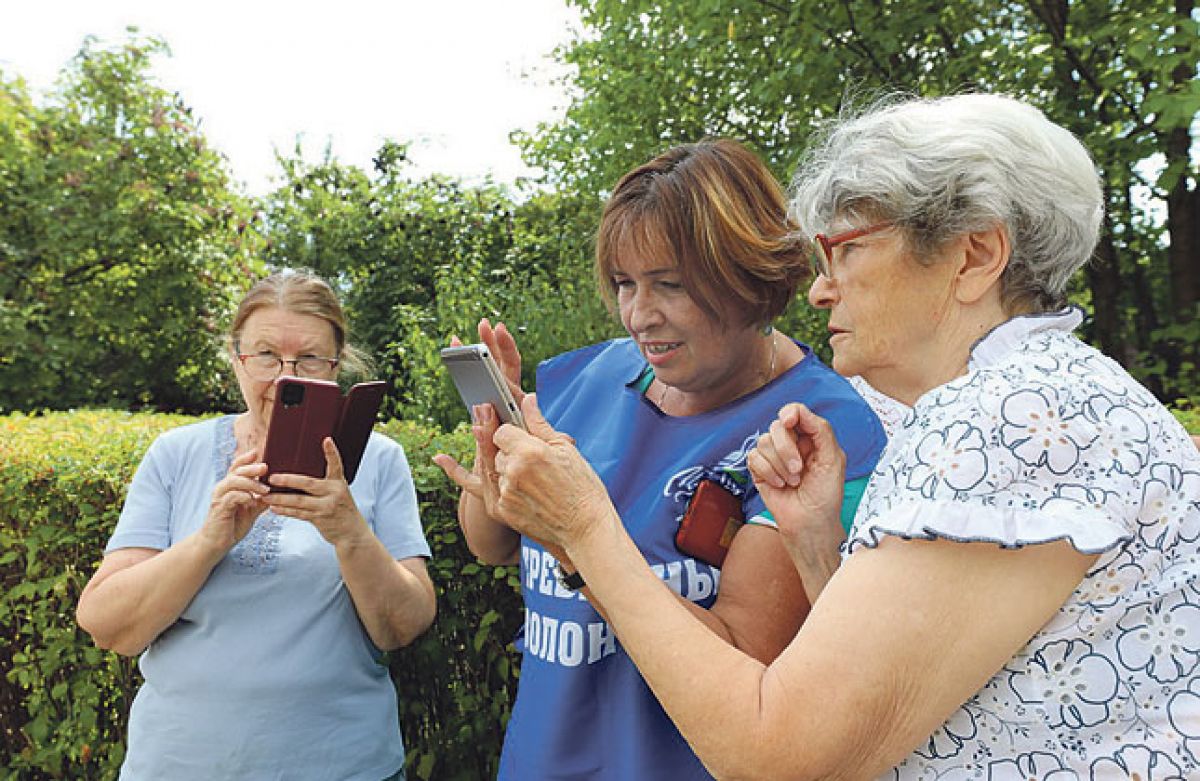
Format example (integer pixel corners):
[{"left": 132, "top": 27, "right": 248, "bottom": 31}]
[{"left": 954, "top": 224, "right": 1010, "bottom": 305}]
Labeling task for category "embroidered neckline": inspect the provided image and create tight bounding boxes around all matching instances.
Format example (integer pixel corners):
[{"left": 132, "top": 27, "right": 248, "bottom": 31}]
[{"left": 214, "top": 414, "right": 237, "bottom": 480}]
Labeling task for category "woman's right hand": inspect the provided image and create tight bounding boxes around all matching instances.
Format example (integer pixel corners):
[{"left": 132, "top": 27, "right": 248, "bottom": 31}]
[
  {"left": 199, "top": 449, "right": 270, "bottom": 553},
  {"left": 476, "top": 317, "right": 526, "bottom": 406},
  {"left": 439, "top": 317, "right": 527, "bottom": 498}
]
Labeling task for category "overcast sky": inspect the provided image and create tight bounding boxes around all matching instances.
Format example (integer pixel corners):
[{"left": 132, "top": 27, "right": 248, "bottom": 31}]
[{"left": 0, "top": 0, "right": 580, "bottom": 195}]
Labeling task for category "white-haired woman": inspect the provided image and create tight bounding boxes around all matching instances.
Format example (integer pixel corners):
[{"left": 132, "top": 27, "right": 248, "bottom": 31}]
[{"left": 473, "top": 94, "right": 1200, "bottom": 779}]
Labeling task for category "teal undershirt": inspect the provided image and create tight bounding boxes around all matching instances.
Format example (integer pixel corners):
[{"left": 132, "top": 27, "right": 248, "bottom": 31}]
[{"left": 634, "top": 367, "right": 869, "bottom": 533}]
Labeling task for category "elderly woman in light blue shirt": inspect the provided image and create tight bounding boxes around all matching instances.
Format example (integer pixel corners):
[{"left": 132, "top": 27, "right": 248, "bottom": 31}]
[{"left": 77, "top": 270, "right": 436, "bottom": 781}]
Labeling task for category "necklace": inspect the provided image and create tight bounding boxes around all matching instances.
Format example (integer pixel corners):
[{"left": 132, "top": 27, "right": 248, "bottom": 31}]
[{"left": 656, "top": 330, "right": 778, "bottom": 411}]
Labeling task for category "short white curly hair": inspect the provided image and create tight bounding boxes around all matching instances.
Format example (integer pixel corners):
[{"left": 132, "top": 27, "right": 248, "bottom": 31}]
[{"left": 790, "top": 93, "right": 1104, "bottom": 312}]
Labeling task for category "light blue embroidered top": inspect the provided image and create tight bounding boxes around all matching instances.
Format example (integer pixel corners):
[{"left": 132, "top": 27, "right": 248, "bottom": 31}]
[
  {"left": 851, "top": 309, "right": 1200, "bottom": 778},
  {"left": 105, "top": 415, "right": 430, "bottom": 781}
]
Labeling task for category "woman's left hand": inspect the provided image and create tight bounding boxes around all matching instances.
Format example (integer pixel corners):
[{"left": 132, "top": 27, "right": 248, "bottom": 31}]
[
  {"left": 747, "top": 403, "right": 848, "bottom": 600},
  {"left": 485, "top": 394, "right": 616, "bottom": 553},
  {"left": 265, "top": 437, "right": 368, "bottom": 548}
]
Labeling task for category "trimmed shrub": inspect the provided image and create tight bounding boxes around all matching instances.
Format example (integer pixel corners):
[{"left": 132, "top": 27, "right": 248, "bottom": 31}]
[
  {"left": 5, "top": 407, "right": 1196, "bottom": 779},
  {"left": 0, "top": 411, "right": 520, "bottom": 781}
]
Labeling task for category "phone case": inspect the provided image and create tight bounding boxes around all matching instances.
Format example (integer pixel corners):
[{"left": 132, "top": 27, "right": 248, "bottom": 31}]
[
  {"left": 440, "top": 344, "right": 526, "bottom": 429},
  {"left": 334, "top": 381, "right": 387, "bottom": 485},
  {"left": 674, "top": 479, "right": 745, "bottom": 568},
  {"left": 261, "top": 377, "right": 386, "bottom": 490}
]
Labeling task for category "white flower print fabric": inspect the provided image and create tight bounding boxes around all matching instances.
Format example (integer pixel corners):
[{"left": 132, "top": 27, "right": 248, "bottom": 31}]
[
  {"left": 848, "top": 309, "right": 1200, "bottom": 779},
  {"left": 849, "top": 375, "right": 911, "bottom": 440}
]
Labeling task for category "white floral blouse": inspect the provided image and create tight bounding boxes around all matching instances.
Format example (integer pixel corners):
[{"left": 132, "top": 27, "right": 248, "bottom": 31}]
[
  {"left": 849, "top": 375, "right": 911, "bottom": 439},
  {"left": 848, "top": 309, "right": 1200, "bottom": 779}
]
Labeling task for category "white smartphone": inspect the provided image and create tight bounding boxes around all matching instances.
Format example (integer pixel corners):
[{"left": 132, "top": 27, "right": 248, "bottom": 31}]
[{"left": 440, "top": 343, "right": 526, "bottom": 430}]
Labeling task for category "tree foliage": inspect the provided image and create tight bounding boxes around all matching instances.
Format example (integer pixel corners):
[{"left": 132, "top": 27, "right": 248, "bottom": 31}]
[
  {"left": 522, "top": 0, "right": 1200, "bottom": 401},
  {"left": 262, "top": 144, "right": 618, "bottom": 430},
  {"left": 0, "top": 34, "right": 265, "bottom": 414}
]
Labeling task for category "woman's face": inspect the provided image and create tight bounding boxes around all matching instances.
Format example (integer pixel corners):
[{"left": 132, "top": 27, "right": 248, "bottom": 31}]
[
  {"left": 613, "top": 246, "right": 765, "bottom": 412},
  {"left": 807, "top": 224, "right": 960, "bottom": 404},
  {"left": 231, "top": 306, "right": 340, "bottom": 431}
]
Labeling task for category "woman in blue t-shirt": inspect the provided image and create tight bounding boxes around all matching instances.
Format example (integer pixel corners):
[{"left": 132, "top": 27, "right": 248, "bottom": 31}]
[
  {"left": 76, "top": 270, "right": 437, "bottom": 780},
  {"left": 434, "top": 140, "right": 885, "bottom": 780}
]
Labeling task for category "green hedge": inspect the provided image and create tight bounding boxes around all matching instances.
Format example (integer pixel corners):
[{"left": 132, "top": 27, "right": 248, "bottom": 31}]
[
  {"left": 4, "top": 407, "right": 1197, "bottom": 780},
  {"left": 0, "top": 410, "right": 521, "bottom": 781},
  {"left": 1172, "top": 401, "right": 1200, "bottom": 437}
]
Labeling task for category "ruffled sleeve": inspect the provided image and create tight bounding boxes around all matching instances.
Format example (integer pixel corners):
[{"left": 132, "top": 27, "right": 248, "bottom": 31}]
[
  {"left": 847, "top": 497, "right": 1132, "bottom": 555},
  {"left": 845, "top": 359, "right": 1165, "bottom": 558}
]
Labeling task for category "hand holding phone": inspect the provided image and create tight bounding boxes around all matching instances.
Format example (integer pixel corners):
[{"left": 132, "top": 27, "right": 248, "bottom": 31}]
[
  {"left": 441, "top": 344, "right": 526, "bottom": 429},
  {"left": 261, "top": 377, "right": 386, "bottom": 491}
]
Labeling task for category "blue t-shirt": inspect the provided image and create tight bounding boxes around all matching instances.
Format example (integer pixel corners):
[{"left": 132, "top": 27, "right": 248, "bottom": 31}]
[
  {"left": 105, "top": 415, "right": 431, "bottom": 781},
  {"left": 498, "top": 338, "right": 885, "bottom": 780}
]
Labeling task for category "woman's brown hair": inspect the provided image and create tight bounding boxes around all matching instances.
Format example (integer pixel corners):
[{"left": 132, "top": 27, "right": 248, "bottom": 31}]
[{"left": 595, "top": 139, "right": 810, "bottom": 327}]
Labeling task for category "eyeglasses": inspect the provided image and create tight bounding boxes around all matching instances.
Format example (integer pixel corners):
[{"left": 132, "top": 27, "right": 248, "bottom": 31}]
[
  {"left": 236, "top": 352, "right": 340, "bottom": 382},
  {"left": 812, "top": 222, "right": 894, "bottom": 279}
]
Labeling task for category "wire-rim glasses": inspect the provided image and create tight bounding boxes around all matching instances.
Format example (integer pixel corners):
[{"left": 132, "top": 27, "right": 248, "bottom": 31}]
[
  {"left": 236, "top": 352, "right": 340, "bottom": 382},
  {"left": 812, "top": 222, "right": 894, "bottom": 279}
]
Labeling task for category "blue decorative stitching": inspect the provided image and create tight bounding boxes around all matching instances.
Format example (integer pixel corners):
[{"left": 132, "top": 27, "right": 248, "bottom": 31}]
[{"left": 216, "top": 416, "right": 283, "bottom": 574}]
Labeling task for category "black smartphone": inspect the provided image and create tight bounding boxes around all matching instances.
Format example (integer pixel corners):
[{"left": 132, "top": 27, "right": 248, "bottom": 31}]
[{"left": 440, "top": 344, "right": 526, "bottom": 429}]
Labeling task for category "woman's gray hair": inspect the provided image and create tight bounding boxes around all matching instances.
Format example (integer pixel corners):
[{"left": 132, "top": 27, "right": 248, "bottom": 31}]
[{"left": 790, "top": 93, "right": 1104, "bottom": 313}]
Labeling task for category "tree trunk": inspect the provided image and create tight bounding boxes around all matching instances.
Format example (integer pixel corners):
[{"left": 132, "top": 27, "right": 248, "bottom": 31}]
[{"left": 1086, "top": 210, "right": 1127, "bottom": 362}]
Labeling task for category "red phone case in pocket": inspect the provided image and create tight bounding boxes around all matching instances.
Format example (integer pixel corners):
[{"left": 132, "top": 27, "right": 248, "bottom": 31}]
[{"left": 674, "top": 479, "right": 745, "bottom": 568}]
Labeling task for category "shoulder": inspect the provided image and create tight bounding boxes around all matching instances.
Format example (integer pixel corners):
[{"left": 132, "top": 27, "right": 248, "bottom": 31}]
[
  {"left": 123, "top": 416, "right": 228, "bottom": 502},
  {"left": 536, "top": 338, "right": 642, "bottom": 403},
  {"left": 788, "top": 352, "right": 879, "bottom": 416},
  {"left": 363, "top": 430, "right": 410, "bottom": 468},
  {"left": 886, "top": 332, "right": 1180, "bottom": 499},
  {"left": 145, "top": 415, "right": 226, "bottom": 461},
  {"left": 537, "top": 338, "right": 638, "bottom": 380},
  {"left": 923, "top": 332, "right": 1159, "bottom": 442}
]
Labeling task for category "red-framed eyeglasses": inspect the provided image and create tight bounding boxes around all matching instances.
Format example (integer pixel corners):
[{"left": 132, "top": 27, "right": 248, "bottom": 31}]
[{"left": 812, "top": 222, "right": 894, "bottom": 279}]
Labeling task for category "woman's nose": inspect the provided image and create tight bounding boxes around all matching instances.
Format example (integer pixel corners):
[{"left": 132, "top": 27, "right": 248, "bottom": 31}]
[
  {"left": 625, "top": 290, "right": 663, "bottom": 331},
  {"left": 807, "top": 272, "right": 838, "bottom": 309}
]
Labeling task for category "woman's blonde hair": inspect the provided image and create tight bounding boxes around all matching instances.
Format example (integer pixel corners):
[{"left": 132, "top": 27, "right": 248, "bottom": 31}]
[{"left": 228, "top": 269, "right": 371, "bottom": 378}]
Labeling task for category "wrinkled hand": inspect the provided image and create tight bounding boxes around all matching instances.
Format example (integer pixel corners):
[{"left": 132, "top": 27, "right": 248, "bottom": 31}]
[
  {"left": 265, "top": 437, "right": 369, "bottom": 549},
  {"left": 449, "top": 317, "right": 526, "bottom": 407},
  {"left": 437, "top": 316, "right": 525, "bottom": 508},
  {"left": 433, "top": 403, "right": 504, "bottom": 509},
  {"left": 200, "top": 449, "right": 270, "bottom": 552},
  {"left": 748, "top": 403, "right": 848, "bottom": 556},
  {"left": 486, "top": 394, "right": 616, "bottom": 552}
]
